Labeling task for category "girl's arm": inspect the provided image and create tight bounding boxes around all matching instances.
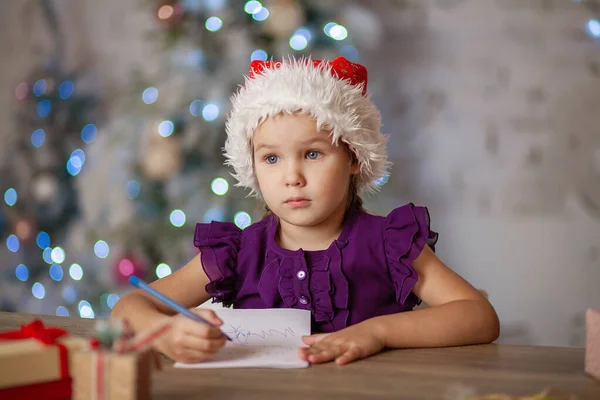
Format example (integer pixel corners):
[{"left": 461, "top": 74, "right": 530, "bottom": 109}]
[
  {"left": 300, "top": 245, "right": 500, "bottom": 365},
  {"left": 370, "top": 245, "right": 500, "bottom": 348},
  {"left": 110, "top": 255, "right": 213, "bottom": 334}
]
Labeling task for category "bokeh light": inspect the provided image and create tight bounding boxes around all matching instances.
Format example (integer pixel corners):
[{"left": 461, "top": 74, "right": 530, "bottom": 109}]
[
  {"left": 289, "top": 34, "right": 308, "bottom": 51},
  {"left": 62, "top": 286, "right": 78, "bottom": 303},
  {"left": 67, "top": 149, "right": 86, "bottom": 176},
  {"left": 374, "top": 174, "right": 389, "bottom": 187},
  {"left": 119, "top": 258, "right": 134, "bottom": 276},
  {"left": 78, "top": 300, "right": 95, "bottom": 318},
  {"left": 69, "top": 263, "right": 83, "bottom": 280},
  {"left": 36, "top": 232, "right": 51, "bottom": 249},
  {"left": 51, "top": 246, "right": 66, "bottom": 264},
  {"left": 126, "top": 180, "right": 141, "bottom": 199},
  {"left": 142, "top": 87, "right": 159, "bottom": 104},
  {"left": 251, "top": 49, "right": 268, "bottom": 61},
  {"left": 56, "top": 306, "right": 69, "bottom": 317},
  {"left": 234, "top": 211, "right": 252, "bottom": 229},
  {"left": 158, "top": 120, "right": 174, "bottom": 137},
  {"left": 33, "top": 79, "right": 47, "bottom": 96},
  {"left": 49, "top": 264, "right": 64, "bottom": 281},
  {"left": 6, "top": 235, "right": 19, "bottom": 252},
  {"left": 94, "top": 240, "right": 110, "bottom": 258},
  {"left": 189, "top": 99, "right": 203, "bottom": 116},
  {"left": 202, "top": 104, "right": 219, "bottom": 121},
  {"left": 156, "top": 263, "right": 172, "bottom": 278},
  {"left": 43, "top": 247, "right": 54, "bottom": 264},
  {"left": 170, "top": 209, "right": 186, "bottom": 227},
  {"left": 244, "top": 1, "right": 262, "bottom": 14},
  {"left": 4, "top": 188, "right": 17, "bottom": 206},
  {"left": 211, "top": 177, "right": 229, "bottom": 195},
  {"left": 81, "top": 124, "right": 97, "bottom": 143},
  {"left": 59, "top": 81, "right": 74, "bottom": 99},
  {"left": 15, "top": 264, "right": 29, "bottom": 281},
  {"left": 15, "top": 82, "right": 28, "bottom": 100},
  {"left": 37, "top": 100, "right": 51, "bottom": 118},
  {"left": 205, "top": 16, "right": 223, "bottom": 31},
  {"left": 107, "top": 294, "right": 120, "bottom": 309},
  {"left": 253, "top": 7, "right": 269, "bottom": 21},
  {"left": 587, "top": 19, "right": 600, "bottom": 38},
  {"left": 32, "top": 282, "right": 46, "bottom": 299},
  {"left": 31, "top": 129, "right": 46, "bottom": 148}
]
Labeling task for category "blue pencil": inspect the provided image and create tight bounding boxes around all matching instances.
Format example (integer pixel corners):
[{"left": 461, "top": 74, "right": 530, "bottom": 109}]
[{"left": 128, "top": 276, "right": 232, "bottom": 341}]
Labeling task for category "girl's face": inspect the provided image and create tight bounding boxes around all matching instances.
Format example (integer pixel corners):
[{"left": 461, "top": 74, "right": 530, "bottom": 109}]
[{"left": 253, "top": 113, "right": 360, "bottom": 228}]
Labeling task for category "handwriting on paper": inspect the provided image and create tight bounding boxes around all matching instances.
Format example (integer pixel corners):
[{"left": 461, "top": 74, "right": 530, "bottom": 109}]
[
  {"left": 224, "top": 324, "right": 297, "bottom": 346},
  {"left": 173, "top": 307, "right": 312, "bottom": 369}
]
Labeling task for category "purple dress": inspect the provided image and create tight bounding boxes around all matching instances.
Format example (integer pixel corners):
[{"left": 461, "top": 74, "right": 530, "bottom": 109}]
[{"left": 194, "top": 203, "right": 438, "bottom": 333}]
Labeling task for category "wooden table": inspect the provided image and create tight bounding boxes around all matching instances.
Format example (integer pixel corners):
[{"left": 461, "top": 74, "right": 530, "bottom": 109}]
[{"left": 1, "top": 312, "right": 599, "bottom": 399}]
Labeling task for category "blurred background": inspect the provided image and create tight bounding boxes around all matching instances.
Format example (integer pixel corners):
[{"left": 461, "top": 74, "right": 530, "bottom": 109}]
[{"left": 0, "top": 0, "right": 599, "bottom": 348}]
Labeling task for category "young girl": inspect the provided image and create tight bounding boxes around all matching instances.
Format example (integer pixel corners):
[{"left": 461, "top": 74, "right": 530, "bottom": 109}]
[{"left": 111, "top": 56, "right": 500, "bottom": 366}]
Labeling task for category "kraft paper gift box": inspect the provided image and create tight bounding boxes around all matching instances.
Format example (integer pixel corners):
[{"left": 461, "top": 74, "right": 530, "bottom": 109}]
[
  {"left": 585, "top": 308, "right": 600, "bottom": 381},
  {"left": 72, "top": 318, "right": 171, "bottom": 400},
  {"left": 72, "top": 349, "right": 154, "bottom": 400},
  {"left": 0, "top": 318, "right": 88, "bottom": 400}
]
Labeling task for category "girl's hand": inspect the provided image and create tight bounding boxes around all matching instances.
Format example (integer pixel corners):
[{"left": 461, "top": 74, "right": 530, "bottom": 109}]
[
  {"left": 154, "top": 308, "right": 227, "bottom": 363},
  {"left": 298, "top": 320, "right": 385, "bottom": 365}
]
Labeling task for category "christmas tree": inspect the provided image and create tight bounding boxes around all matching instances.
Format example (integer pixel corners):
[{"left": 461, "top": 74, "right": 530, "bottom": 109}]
[{"left": 1, "top": 0, "right": 373, "bottom": 318}]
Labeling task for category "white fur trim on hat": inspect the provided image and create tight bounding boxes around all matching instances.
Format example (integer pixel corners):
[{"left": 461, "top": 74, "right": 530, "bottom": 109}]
[{"left": 223, "top": 56, "right": 390, "bottom": 197}]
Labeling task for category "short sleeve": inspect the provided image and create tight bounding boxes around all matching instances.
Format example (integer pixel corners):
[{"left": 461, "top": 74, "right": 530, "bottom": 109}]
[
  {"left": 194, "top": 221, "right": 242, "bottom": 307},
  {"left": 384, "top": 203, "right": 439, "bottom": 306}
]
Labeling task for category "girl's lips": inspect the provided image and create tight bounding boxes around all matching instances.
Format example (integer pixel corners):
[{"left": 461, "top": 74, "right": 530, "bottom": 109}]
[{"left": 285, "top": 199, "right": 310, "bottom": 208}]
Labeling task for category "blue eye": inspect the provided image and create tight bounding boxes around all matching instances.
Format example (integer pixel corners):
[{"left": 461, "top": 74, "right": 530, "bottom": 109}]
[
  {"left": 306, "top": 151, "right": 321, "bottom": 160},
  {"left": 265, "top": 155, "right": 279, "bottom": 164}
]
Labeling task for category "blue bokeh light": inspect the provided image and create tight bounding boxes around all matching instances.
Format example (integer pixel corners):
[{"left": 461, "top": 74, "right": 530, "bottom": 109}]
[
  {"left": 31, "top": 129, "right": 46, "bottom": 148},
  {"left": 33, "top": 80, "right": 47, "bottom": 96},
  {"left": 94, "top": 240, "right": 110, "bottom": 258},
  {"left": 56, "top": 306, "right": 69, "bottom": 317},
  {"left": 251, "top": 49, "right": 268, "bottom": 61},
  {"left": 36, "top": 232, "right": 51, "bottom": 249},
  {"left": 4, "top": 188, "right": 17, "bottom": 206},
  {"left": 59, "top": 81, "right": 74, "bottom": 99},
  {"left": 6, "top": 235, "right": 20, "bottom": 252},
  {"left": 142, "top": 87, "right": 159, "bottom": 104},
  {"left": 202, "top": 104, "right": 219, "bottom": 121},
  {"left": 15, "top": 264, "right": 29, "bottom": 281},
  {"left": 49, "top": 263, "right": 64, "bottom": 281},
  {"left": 37, "top": 100, "right": 51, "bottom": 118},
  {"left": 205, "top": 16, "right": 223, "bottom": 31},
  {"left": 126, "top": 180, "right": 140, "bottom": 199},
  {"left": 158, "top": 120, "right": 175, "bottom": 137},
  {"left": 32, "top": 282, "right": 46, "bottom": 299},
  {"left": 81, "top": 124, "right": 97, "bottom": 143}
]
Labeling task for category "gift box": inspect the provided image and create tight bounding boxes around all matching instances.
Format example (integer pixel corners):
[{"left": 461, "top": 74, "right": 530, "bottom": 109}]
[
  {"left": 72, "top": 349, "right": 153, "bottom": 400},
  {"left": 72, "top": 318, "right": 171, "bottom": 400},
  {"left": 0, "top": 319, "right": 88, "bottom": 399},
  {"left": 585, "top": 308, "right": 600, "bottom": 381}
]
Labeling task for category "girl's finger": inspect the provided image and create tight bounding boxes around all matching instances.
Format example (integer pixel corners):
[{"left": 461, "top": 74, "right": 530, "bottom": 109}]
[
  {"left": 307, "top": 344, "right": 345, "bottom": 364},
  {"left": 179, "top": 332, "right": 227, "bottom": 352},
  {"left": 301, "top": 333, "right": 329, "bottom": 345},
  {"left": 184, "top": 321, "right": 226, "bottom": 339},
  {"left": 191, "top": 308, "right": 224, "bottom": 326},
  {"left": 335, "top": 346, "right": 362, "bottom": 366},
  {"left": 175, "top": 347, "right": 213, "bottom": 364}
]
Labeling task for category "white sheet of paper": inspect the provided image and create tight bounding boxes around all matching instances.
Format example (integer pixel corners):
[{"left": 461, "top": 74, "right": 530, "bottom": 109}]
[{"left": 174, "top": 308, "right": 311, "bottom": 369}]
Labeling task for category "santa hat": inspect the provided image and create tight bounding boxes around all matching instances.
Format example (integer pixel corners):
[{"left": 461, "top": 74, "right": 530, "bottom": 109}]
[{"left": 224, "top": 56, "right": 389, "bottom": 196}]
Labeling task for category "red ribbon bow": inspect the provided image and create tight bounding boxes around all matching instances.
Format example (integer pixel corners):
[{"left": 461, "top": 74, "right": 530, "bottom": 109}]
[
  {"left": 0, "top": 319, "right": 70, "bottom": 379},
  {"left": 248, "top": 56, "right": 369, "bottom": 96}
]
